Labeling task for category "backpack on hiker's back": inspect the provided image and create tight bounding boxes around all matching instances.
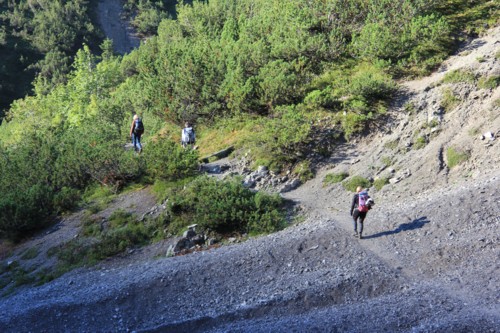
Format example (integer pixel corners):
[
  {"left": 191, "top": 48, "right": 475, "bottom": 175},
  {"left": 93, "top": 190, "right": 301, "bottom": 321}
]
[
  {"left": 357, "top": 190, "right": 372, "bottom": 213},
  {"left": 182, "top": 124, "right": 195, "bottom": 145},
  {"left": 134, "top": 118, "right": 144, "bottom": 135},
  {"left": 184, "top": 127, "right": 195, "bottom": 143}
]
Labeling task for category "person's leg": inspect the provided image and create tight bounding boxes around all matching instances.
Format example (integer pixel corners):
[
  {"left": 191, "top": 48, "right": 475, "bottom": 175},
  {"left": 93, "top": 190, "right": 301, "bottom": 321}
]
[
  {"left": 352, "top": 209, "right": 359, "bottom": 235},
  {"left": 132, "top": 133, "right": 138, "bottom": 151},
  {"left": 358, "top": 212, "right": 366, "bottom": 239},
  {"left": 137, "top": 134, "right": 142, "bottom": 152}
]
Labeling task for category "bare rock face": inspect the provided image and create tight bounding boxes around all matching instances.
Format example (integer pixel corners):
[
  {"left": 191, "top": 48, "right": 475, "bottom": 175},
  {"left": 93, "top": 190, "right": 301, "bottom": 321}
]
[{"left": 96, "top": 0, "right": 140, "bottom": 54}]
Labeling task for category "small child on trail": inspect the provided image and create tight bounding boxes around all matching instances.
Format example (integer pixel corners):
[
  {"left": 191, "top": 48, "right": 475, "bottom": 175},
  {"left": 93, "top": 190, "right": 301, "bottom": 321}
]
[
  {"left": 130, "top": 114, "right": 144, "bottom": 153},
  {"left": 350, "top": 186, "right": 374, "bottom": 239},
  {"left": 181, "top": 122, "right": 196, "bottom": 149}
]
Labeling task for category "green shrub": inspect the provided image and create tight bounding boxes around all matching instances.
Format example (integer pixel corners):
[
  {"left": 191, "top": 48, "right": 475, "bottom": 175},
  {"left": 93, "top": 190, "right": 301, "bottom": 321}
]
[
  {"left": 304, "top": 88, "right": 336, "bottom": 109},
  {"left": 167, "top": 176, "right": 286, "bottom": 236},
  {"left": 133, "top": 8, "right": 168, "bottom": 35},
  {"left": 83, "top": 185, "right": 115, "bottom": 203},
  {"left": 446, "top": 147, "right": 470, "bottom": 168},
  {"left": 414, "top": 136, "right": 427, "bottom": 150},
  {"left": 374, "top": 177, "right": 389, "bottom": 191},
  {"left": 0, "top": 183, "right": 54, "bottom": 241},
  {"left": 340, "top": 113, "right": 368, "bottom": 140},
  {"left": 83, "top": 185, "right": 116, "bottom": 215},
  {"left": 494, "top": 98, "right": 500, "bottom": 109},
  {"left": 440, "top": 88, "right": 460, "bottom": 112},
  {"left": 53, "top": 187, "right": 81, "bottom": 213},
  {"left": 53, "top": 212, "right": 150, "bottom": 270},
  {"left": 478, "top": 75, "right": 500, "bottom": 90},
  {"left": 143, "top": 139, "right": 199, "bottom": 180},
  {"left": 293, "top": 161, "right": 314, "bottom": 183},
  {"left": 81, "top": 214, "right": 102, "bottom": 237},
  {"left": 109, "top": 209, "right": 136, "bottom": 228},
  {"left": 55, "top": 122, "right": 144, "bottom": 193},
  {"left": 151, "top": 177, "right": 197, "bottom": 205},
  {"left": 323, "top": 172, "right": 349, "bottom": 186},
  {"left": 441, "top": 69, "right": 476, "bottom": 84},
  {"left": 245, "top": 105, "right": 311, "bottom": 170},
  {"left": 348, "top": 62, "right": 396, "bottom": 102},
  {"left": 342, "top": 176, "right": 372, "bottom": 192}
]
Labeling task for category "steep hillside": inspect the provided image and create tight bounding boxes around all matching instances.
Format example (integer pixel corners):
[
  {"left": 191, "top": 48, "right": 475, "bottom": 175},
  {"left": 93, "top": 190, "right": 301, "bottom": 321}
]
[{"left": 0, "top": 26, "right": 498, "bottom": 333}]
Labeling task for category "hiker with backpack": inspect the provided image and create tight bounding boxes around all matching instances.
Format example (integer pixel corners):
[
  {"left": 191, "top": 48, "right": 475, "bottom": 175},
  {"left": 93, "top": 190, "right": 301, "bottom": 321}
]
[
  {"left": 130, "top": 114, "right": 144, "bottom": 153},
  {"left": 350, "top": 186, "right": 374, "bottom": 239},
  {"left": 181, "top": 122, "right": 196, "bottom": 149}
]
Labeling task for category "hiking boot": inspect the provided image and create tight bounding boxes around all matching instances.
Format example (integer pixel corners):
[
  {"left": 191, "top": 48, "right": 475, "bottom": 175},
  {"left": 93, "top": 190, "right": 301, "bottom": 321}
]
[
  {"left": 353, "top": 232, "right": 358, "bottom": 237},
  {"left": 358, "top": 233, "right": 363, "bottom": 239}
]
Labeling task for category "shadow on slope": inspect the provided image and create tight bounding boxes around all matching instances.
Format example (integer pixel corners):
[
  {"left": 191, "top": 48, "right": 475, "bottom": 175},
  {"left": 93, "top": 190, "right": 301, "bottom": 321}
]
[{"left": 364, "top": 216, "right": 430, "bottom": 240}]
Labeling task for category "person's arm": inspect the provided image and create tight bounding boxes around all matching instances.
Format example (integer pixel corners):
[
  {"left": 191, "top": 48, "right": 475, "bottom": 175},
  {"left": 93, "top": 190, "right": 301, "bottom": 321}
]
[
  {"left": 350, "top": 194, "right": 357, "bottom": 216},
  {"left": 130, "top": 121, "right": 135, "bottom": 137}
]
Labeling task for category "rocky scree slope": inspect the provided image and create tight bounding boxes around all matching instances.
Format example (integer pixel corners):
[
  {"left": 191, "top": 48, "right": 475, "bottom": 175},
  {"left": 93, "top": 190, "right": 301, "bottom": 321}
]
[{"left": 0, "top": 27, "right": 499, "bottom": 332}]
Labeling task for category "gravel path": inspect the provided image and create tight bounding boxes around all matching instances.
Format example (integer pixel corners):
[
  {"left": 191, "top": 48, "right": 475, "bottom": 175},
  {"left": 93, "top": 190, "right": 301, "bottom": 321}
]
[{"left": 0, "top": 171, "right": 498, "bottom": 332}]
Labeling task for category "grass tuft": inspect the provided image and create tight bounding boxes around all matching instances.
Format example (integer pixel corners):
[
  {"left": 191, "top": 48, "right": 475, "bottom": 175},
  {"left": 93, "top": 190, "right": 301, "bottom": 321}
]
[
  {"left": 446, "top": 147, "right": 470, "bottom": 168},
  {"left": 342, "top": 176, "right": 372, "bottom": 192},
  {"left": 323, "top": 172, "right": 349, "bottom": 186}
]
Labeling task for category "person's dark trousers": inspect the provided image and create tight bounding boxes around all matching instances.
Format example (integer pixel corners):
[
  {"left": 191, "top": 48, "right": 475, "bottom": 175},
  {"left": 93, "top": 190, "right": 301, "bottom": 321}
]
[
  {"left": 132, "top": 133, "right": 142, "bottom": 152},
  {"left": 352, "top": 209, "right": 367, "bottom": 234}
]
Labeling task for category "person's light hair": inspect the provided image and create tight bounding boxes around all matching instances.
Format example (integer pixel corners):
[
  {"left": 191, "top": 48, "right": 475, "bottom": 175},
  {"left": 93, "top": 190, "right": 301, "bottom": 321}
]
[
  {"left": 133, "top": 114, "right": 139, "bottom": 120},
  {"left": 356, "top": 186, "right": 363, "bottom": 193}
]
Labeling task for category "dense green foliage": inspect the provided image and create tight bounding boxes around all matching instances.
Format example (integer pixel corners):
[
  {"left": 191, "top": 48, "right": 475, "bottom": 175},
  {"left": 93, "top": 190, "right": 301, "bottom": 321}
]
[
  {"left": 0, "top": 46, "right": 199, "bottom": 240},
  {"left": 165, "top": 176, "right": 286, "bottom": 235},
  {"left": 123, "top": 0, "right": 192, "bottom": 35},
  {"left": 0, "top": 0, "right": 101, "bottom": 115},
  {"left": 143, "top": 139, "right": 199, "bottom": 180},
  {"left": 0, "top": 0, "right": 496, "bottom": 241}
]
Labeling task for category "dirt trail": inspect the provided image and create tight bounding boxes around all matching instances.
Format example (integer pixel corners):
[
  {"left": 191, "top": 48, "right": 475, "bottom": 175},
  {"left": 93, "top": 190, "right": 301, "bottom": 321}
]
[{"left": 283, "top": 165, "right": 497, "bottom": 314}]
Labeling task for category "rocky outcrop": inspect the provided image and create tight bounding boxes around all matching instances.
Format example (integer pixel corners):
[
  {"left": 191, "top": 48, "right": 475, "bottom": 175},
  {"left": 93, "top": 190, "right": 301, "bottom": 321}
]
[
  {"left": 96, "top": 0, "right": 140, "bottom": 54},
  {"left": 201, "top": 157, "right": 302, "bottom": 193}
]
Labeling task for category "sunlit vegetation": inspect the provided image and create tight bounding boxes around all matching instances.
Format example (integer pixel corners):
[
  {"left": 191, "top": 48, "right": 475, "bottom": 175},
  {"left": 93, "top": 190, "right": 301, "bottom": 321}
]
[{"left": 0, "top": 0, "right": 496, "bottom": 241}]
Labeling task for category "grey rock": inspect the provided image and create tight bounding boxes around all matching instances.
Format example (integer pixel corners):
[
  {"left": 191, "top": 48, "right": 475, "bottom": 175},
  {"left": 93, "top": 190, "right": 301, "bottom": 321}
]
[
  {"left": 279, "top": 179, "right": 301, "bottom": 193},
  {"left": 183, "top": 229, "right": 196, "bottom": 239}
]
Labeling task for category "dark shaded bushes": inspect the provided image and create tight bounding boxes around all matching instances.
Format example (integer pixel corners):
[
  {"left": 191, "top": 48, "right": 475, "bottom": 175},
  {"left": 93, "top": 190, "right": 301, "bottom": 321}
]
[
  {"left": 143, "top": 139, "right": 199, "bottom": 180},
  {"left": 167, "top": 176, "right": 286, "bottom": 235}
]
